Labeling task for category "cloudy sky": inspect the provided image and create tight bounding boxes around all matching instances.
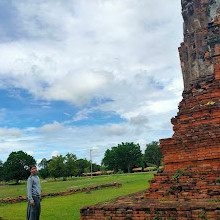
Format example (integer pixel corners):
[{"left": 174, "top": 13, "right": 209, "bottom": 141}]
[{"left": 0, "top": 0, "right": 184, "bottom": 164}]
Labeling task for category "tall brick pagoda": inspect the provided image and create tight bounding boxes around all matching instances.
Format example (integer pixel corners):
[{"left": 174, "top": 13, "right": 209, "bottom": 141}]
[
  {"left": 81, "top": 0, "right": 220, "bottom": 219},
  {"left": 146, "top": 0, "right": 220, "bottom": 202}
]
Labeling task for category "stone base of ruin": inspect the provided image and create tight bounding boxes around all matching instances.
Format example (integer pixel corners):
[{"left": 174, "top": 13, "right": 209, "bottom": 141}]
[{"left": 80, "top": 191, "right": 220, "bottom": 219}]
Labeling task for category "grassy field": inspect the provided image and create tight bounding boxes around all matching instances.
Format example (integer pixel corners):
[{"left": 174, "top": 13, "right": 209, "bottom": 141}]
[{"left": 0, "top": 173, "right": 154, "bottom": 220}]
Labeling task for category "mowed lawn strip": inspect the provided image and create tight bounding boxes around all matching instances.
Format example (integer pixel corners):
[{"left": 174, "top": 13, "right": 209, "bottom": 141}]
[
  {"left": 0, "top": 172, "right": 154, "bottom": 199},
  {"left": 0, "top": 173, "right": 154, "bottom": 220}
]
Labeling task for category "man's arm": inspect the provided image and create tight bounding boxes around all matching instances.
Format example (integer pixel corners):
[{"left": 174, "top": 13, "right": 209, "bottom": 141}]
[{"left": 27, "top": 177, "right": 34, "bottom": 205}]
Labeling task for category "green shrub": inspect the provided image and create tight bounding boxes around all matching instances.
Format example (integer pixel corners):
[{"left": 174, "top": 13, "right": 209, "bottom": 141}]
[{"left": 172, "top": 169, "right": 185, "bottom": 183}]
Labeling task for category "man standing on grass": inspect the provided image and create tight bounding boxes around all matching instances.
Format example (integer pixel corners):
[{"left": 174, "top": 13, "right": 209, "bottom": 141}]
[{"left": 27, "top": 165, "right": 41, "bottom": 220}]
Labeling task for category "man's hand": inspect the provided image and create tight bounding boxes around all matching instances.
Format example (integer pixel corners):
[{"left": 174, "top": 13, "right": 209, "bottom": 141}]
[{"left": 30, "top": 201, "right": 35, "bottom": 206}]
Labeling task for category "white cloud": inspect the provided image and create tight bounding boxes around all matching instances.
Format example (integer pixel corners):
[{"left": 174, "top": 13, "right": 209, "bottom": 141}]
[
  {"left": 26, "top": 151, "right": 34, "bottom": 156},
  {"left": 100, "top": 123, "right": 127, "bottom": 136},
  {"left": 135, "top": 139, "right": 147, "bottom": 152},
  {"left": 36, "top": 159, "right": 42, "bottom": 166},
  {"left": 0, "top": 117, "right": 173, "bottom": 163},
  {"left": 64, "top": 112, "right": 72, "bottom": 117},
  {"left": 0, "top": 0, "right": 184, "bottom": 163},
  {"left": 72, "top": 107, "right": 97, "bottom": 122},
  {"left": 39, "top": 121, "right": 64, "bottom": 133},
  {"left": 0, "top": 127, "right": 22, "bottom": 137},
  {"left": 50, "top": 150, "right": 60, "bottom": 157},
  {"left": 145, "top": 99, "right": 180, "bottom": 115},
  {"left": 0, "top": 0, "right": 183, "bottom": 108},
  {"left": 129, "top": 115, "right": 149, "bottom": 126}
]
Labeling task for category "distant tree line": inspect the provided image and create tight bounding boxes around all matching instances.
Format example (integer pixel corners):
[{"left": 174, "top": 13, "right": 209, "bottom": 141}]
[
  {"left": 38, "top": 154, "right": 101, "bottom": 180},
  {"left": 102, "top": 141, "right": 162, "bottom": 173},
  {"left": 0, "top": 141, "right": 162, "bottom": 184}
]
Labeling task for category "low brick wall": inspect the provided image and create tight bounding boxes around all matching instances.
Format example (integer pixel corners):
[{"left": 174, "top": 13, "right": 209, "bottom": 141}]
[
  {"left": 80, "top": 191, "right": 220, "bottom": 220},
  {"left": 0, "top": 182, "right": 121, "bottom": 204}
]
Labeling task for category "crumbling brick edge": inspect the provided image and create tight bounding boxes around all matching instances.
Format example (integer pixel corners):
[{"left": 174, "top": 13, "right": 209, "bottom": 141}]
[{"left": 80, "top": 191, "right": 220, "bottom": 219}]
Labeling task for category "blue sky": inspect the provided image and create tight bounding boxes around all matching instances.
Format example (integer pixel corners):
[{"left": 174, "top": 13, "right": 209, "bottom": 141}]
[{"left": 0, "top": 0, "right": 183, "bottom": 164}]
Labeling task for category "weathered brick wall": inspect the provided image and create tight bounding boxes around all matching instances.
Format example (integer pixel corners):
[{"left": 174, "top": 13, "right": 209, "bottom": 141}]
[
  {"left": 81, "top": 191, "right": 220, "bottom": 219},
  {"left": 180, "top": 0, "right": 220, "bottom": 91},
  {"left": 145, "top": 0, "right": 220, "bottom": 202},
  {"left": 81, "top": 207, "right": 220, "bottom": 220}
]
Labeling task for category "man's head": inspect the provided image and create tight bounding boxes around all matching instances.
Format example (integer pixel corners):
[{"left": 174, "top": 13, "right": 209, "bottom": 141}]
[{"left": 30, "top": 165, "right": 37, "bottom": 175}]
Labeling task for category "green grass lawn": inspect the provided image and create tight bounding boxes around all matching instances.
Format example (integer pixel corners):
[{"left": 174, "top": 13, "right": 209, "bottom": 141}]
[{"left": 0, "top": 173, "right": 154, "bottom": 220}]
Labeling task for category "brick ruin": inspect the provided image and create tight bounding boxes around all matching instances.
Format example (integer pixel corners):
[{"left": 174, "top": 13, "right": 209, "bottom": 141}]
[
  {"left": 81, "top": 0, "right": 220, "bottom": 219},
  {"left": 146, "top": 0, "right": 220, "bottom": 202}
]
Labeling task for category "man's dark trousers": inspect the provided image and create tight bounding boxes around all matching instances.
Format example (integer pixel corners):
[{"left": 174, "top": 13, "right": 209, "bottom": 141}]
[{"left": 27, "top": 196, "right": 41, "bottom": 220}]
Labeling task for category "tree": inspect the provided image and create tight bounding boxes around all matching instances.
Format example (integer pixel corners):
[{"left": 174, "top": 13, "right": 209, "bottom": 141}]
[
  {"left": 91, "top": 163, "right": 101, "bottom": 172},
  {"left": 102, "top": 148, "right": 118, "bottom": 172},
  {"left": 38, "top": 158, "right": 51, "bottom": 179},
  {"left": 144, "top": 141, "right": 163, "bottom": 167},
  {"left": 48, "top": 155, "right": 66, "bottom": 180},
  {"left": 65, "top": 153, "right": 78, "bottom": 177},
  {"left": 84, "top": 163, "right": 101, "bottom": 173},
  {"left": 76, "top": 159, "right": 90, "bottom": 176},
  {"left": 102, "top": 142, "right": 143, "bottom": 173},
  {"left": 0, "top": 160, "right": 3, "bottom": 181},
  {"left": 3, "top": 151, "right": 36, "bottom": 184}
]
